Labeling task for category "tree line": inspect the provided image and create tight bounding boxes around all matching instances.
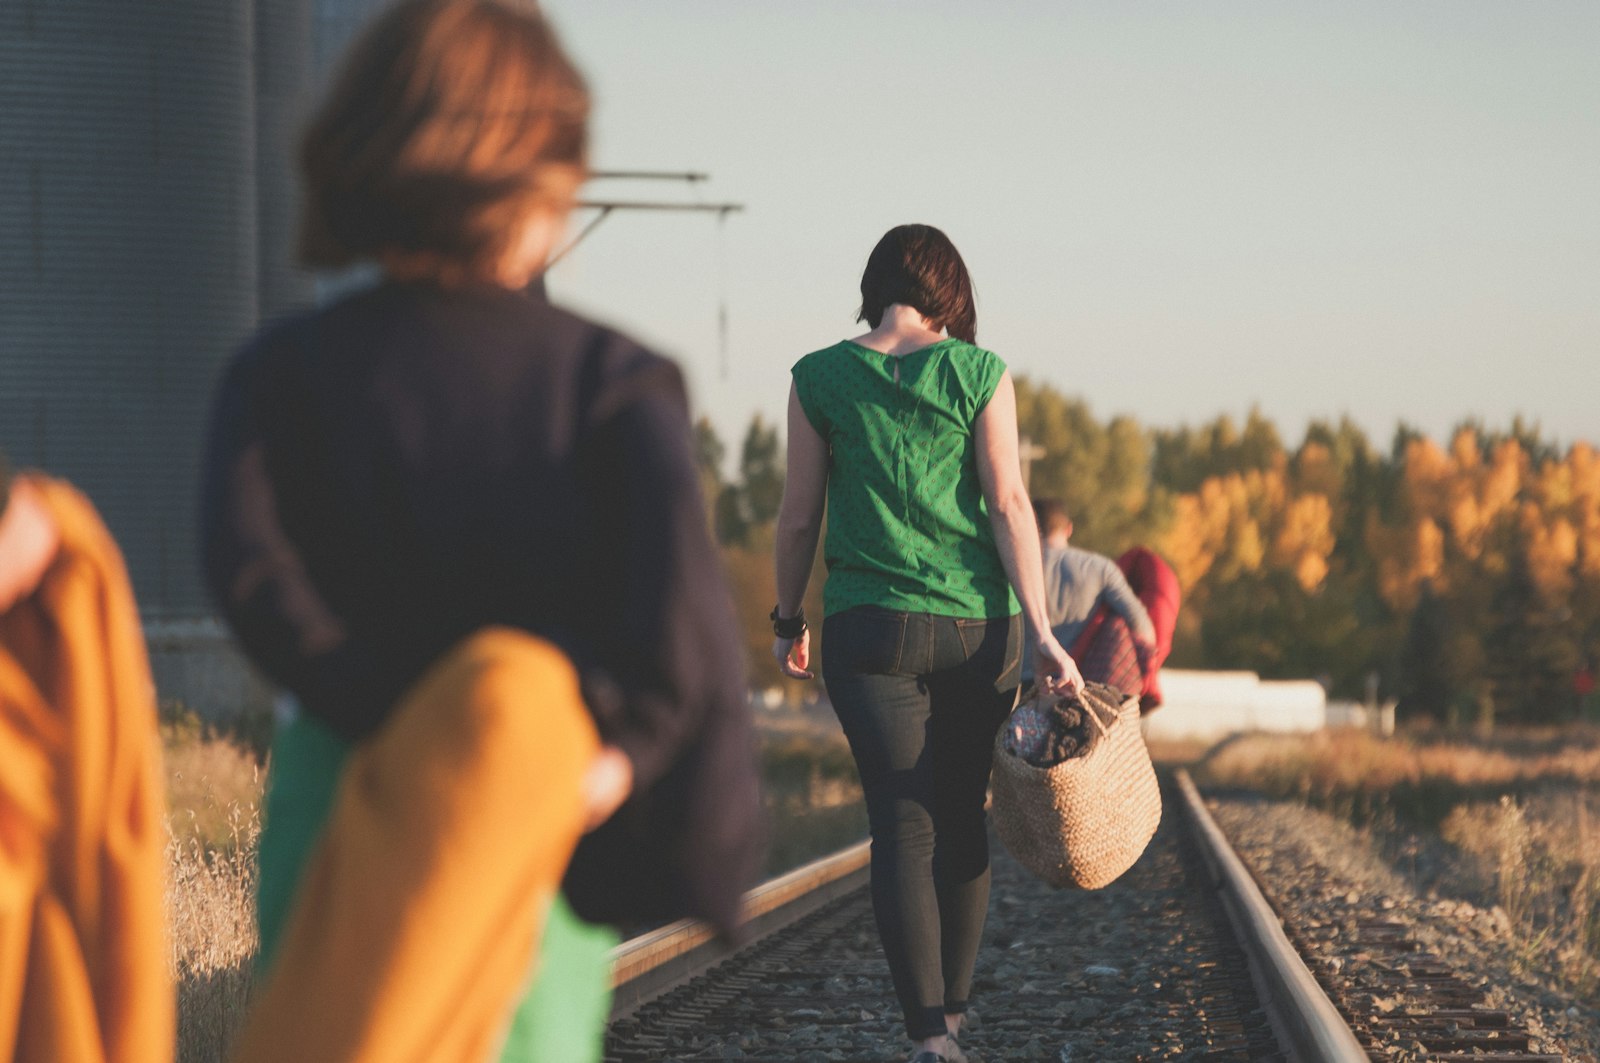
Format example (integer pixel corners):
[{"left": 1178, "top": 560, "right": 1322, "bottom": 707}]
[{"left": 696, "top": 380, "right": 1600, "bottom": 725}]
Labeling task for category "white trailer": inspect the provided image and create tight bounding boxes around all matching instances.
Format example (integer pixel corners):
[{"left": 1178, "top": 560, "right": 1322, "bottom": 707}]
[{"left": 1141, "top": 670, "right": 1328, "bottom": 742}]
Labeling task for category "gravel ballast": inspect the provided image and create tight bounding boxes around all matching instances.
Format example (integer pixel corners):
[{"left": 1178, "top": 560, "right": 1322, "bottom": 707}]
[
  {"left": 607, "top": 781, "right": 1280, "bottom": 1062},
  {"left": 1209, "top": 793, "right": 1600, "bottom": 1061}
]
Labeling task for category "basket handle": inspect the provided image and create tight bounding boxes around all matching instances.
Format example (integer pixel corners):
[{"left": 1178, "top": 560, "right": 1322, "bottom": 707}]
[
  {"left": 1082, "top": 696, "right": 1113, "bottom": 738},
  {"left": 1025, "top": 685, "right": 1117, "bottom": 737}
]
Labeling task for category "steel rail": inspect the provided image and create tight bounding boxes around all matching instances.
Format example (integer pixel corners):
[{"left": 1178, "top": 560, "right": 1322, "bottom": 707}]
[
  {"left": 608, "top": 839, "right": 870, "bottom": 1019},
  {"left": 611, "top": 775, "right": 1370, "bottom": 1056},
  {"left": 1175, "top": 769, "right": 1368, "bottom": 1063}
]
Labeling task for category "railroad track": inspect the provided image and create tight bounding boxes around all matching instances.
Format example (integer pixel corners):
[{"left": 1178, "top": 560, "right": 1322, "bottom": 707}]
[{"left": 602, "top": 771, "right": 1562, "bottom": 1062}]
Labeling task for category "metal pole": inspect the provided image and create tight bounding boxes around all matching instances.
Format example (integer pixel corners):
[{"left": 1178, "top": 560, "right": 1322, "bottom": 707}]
[{"left": 1019, "top": 435, "right": 1046, "bottom": 491}]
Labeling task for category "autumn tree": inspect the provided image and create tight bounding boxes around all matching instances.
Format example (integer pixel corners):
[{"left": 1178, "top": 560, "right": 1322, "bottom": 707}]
[
  {"left": 1012, "top": 377, "right": 1162, "bottom": 553},
  {"left": 693, "top": 417, "right": 726, "bottom": 530},
  {"left": 1363, "top": 427, "right": 1600, "bottom": 721},
  {"left": 695, "top": 387, "right": 1599, "bottom": 723},
  {"left": 1151, "top": 408, "right": 1283, "bottom": 494},
  {"left": 740, "top": 416, "right": 785, "bottom": 527}
]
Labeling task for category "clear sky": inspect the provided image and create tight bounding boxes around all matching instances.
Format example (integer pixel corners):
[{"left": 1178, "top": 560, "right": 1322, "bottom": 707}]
[{"left": 539, "top": 2, "right": 1598, "bottom": 455}]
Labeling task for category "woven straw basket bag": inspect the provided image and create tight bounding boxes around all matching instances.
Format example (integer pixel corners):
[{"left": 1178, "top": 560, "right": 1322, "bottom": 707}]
[{"left": 990, "top": 684, "right": 1162, "bottom": 889}]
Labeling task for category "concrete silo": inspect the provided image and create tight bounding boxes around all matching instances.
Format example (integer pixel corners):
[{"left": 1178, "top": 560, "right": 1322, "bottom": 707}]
[
  {"left": 315, "top": 0, "right": 392, "bottom": 82},
  {"left": 0, "top": 1, "right": 257, "bottom": 619},
  {"left": 0, "top": 0, "right": 391, "bottom": 715},
  {"left": 256, "top": 0, "right": 319, "bottom": 322}
]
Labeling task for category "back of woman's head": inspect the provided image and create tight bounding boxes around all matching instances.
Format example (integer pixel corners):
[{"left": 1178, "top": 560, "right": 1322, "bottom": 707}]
[
  {"left": 857, "top": 224, "right": 977, "bottom": 343},
  {"left": 299, "top": 0, "right": 588, "bottom": 283}
]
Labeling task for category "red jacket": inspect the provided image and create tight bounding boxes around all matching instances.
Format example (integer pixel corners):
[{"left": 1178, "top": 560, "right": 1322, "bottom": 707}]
[{"left": 1070, "top": 546, "right": 1181, "bottom": 712}]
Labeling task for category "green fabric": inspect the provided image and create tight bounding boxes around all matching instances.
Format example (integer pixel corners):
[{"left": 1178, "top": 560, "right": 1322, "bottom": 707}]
[
  {"left": 255, "top": 714, "right": 348, "bottom": 974},
  {"left": 500, "top": 897, "right": 618, "bottom": 1063},
  {"left": 791, "top": 338, "right": 1020, "bottom": 619},
  {"left": 255, "top": 713, "right": 617, "bottom": 1063}
]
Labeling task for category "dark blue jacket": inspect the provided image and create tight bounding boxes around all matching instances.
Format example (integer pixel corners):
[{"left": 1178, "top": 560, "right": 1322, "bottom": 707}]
[{"left": 200, "top": 280, "right": 762, "bottom": 933}]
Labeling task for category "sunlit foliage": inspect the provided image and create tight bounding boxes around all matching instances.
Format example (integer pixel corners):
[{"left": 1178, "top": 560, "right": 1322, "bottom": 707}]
[{"left": 700, "top": 391, "right": 1599, "bottom": 724}]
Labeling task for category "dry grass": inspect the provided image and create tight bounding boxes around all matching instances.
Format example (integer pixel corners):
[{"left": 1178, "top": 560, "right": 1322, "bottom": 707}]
[
  {"left": 163, "top": 723, "right": 264, "bottom": 851},
  {"left": 761, "top": 735, "right": 867, "bottom": 875},
  {"left": 1441, "top": 794, "right": 1600, "bottom": 995},
  {"left": 162, "top": 727, "right": 263, "bottom": 1063},
  {"left": 1145, "top": 737, "right": 1214, "bottom": 767},
  {"left": 1200, "top": 727, "right": 1600, "bottom": 1000},
  {"left": 167, "top": 820, "right": 258, "bottom": 1062},
  {"left": 1197, "top": 726, "right": 1600, "bottom": 825}
]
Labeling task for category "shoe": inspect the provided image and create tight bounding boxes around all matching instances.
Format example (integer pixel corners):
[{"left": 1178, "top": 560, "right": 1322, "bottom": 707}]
[{"left": 909, "top": 1053, "right": 946, "bottom": 1063}]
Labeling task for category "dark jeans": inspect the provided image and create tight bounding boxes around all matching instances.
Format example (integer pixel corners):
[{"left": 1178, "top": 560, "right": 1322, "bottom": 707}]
[{"left": 821, "top": 607, "right": 1023, "bottom": 1040}]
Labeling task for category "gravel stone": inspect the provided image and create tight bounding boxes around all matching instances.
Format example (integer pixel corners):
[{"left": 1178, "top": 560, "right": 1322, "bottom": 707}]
[
  {"left": 606, "top": 780, "right": 1282, "bottom": 1061},
  {"left": 1209, "top": 793, "right": 1600, "bottom": 1061}
]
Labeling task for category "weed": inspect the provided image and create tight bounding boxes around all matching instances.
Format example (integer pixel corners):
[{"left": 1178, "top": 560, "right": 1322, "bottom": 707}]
[
  {"left": 760, "top": 734, "right": 867, "bottom": 875},
  {"left": 166, "top": 805, "right": 258, "bottom": 1063},
  {"left": 1210, "top": 729, "right": 1600, "bottom": 1001}
]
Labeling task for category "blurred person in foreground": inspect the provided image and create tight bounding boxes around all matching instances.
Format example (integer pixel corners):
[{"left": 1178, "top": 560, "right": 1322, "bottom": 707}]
[
  {"left": 200, "top": 3, "right": 761, "bottom": 1060},
  {"left": 1025, "top": 498, "right": 1157, "bottom": 699},
  {"left": 0, "top": 455, "right": 173, "bottom": 1062},
  {"left": 773, "top": 225, "right": 1082, "bottom": 1063},
  {"left": 1069, "top": 545, "right": 1182, "bottom": 714}
]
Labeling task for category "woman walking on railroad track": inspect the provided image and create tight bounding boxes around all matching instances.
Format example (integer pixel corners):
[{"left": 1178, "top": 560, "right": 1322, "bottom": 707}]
[
  {"left": 201, "top": 2, "right": 761, "bottom": 1059},
  {"left": 773, "top": 224, "right": 1083, "bottom": 1063}
]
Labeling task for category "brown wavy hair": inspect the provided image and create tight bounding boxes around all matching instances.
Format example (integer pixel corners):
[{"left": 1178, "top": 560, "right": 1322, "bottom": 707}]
[
  {"left": 857, "top": 224, "right": 978, "bottom": 343},
  {"left": 298, "top": 0, "right": 589, "bottom": 283},
  {"left": 1032, "top": 497, "right": 1072, "bottom": 538}
]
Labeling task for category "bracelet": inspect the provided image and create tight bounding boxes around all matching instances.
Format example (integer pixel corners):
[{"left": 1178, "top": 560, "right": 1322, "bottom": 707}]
[{"left": 770, "top": 605, "right": 807, "bottom": 639}]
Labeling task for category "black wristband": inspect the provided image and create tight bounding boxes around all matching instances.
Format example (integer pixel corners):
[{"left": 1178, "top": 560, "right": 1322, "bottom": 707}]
[{"left": 770, "top": 605, "right": 807, "bottom": 639}]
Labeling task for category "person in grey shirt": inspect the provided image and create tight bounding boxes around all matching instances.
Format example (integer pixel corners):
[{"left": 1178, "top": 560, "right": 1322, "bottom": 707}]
[{"left": 1023, "top": 498, "right": 1155, "bottom": 681}]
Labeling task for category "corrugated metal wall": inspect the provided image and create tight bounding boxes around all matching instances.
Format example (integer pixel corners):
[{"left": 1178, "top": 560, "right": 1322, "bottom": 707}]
[
  {"left": 307, "top": 0, "right": 393, "bottom": 304},
  {"left": 0, "top": 2, "right": 326, "bottom": 618},
  {"left": 315, "top": 0, "right": 391, "bottom": 83},
  {"left": 256, "top": 0, "right": 318, "bottom": 322}
]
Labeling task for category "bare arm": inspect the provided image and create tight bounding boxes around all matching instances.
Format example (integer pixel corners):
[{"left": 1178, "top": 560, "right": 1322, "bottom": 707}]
[
  {"left": 974, "top": 372, "right": 1081, "bottom": 692},
  {"left": 773, "top": 382, "right": 828, "bottom": 679}
]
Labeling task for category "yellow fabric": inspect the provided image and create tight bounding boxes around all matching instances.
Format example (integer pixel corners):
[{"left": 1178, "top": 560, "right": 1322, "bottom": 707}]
[
  {"left": 230, "top": 628, "right": 599, "bottom": 1063},
  {"left": 0, "top": 476, "right": 174, "bottom": 1063}
]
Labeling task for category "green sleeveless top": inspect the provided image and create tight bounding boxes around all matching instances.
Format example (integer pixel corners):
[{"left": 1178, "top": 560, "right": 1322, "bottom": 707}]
[{"left": 792, "top": 338, "right": 1019, "bottom": 619}]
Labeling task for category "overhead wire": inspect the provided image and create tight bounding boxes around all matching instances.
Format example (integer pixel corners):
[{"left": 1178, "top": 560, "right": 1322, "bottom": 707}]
[{"left": 542, "top": 172, "right": 744, "bottom": 374}]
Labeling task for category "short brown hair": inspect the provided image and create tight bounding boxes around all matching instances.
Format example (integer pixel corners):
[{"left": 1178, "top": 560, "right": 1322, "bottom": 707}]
[
  {"left": 1032, "top": 497, "right": 1072, "bottom": 537},
  {"left": 857, "top": 224, "right": 977, "bottom": 343},
  {"left": 299, "top": 0, "right": 589, "bottom": 281}
]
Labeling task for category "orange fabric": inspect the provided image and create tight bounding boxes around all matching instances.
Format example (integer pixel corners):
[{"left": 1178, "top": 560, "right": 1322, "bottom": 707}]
[
  {"left": 230, "top": 629, "right": 598, "bottom": 1063},
  {"left": 0, "top": 476, "right": 174, "bottom": 1063}
]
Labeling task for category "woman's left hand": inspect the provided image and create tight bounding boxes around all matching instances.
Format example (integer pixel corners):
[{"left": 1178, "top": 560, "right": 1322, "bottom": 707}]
[
  {"left": 0, "top": 479, "right": 60, "bottom": 614},
  {"left": 773, "top": 629, "right": 814, "bottom": 680}
]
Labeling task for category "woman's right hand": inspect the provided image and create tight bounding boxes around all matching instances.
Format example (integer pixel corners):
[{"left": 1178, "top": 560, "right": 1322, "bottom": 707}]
[
  {"left": 1031, "top": 635, "right": 1083, "bottom": 695},
  {"left": 581, "top": 745, "right": 634, "bottom": 832},
  {"left": 773, "top": 629, "right": 814, "bottom": 680}
]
